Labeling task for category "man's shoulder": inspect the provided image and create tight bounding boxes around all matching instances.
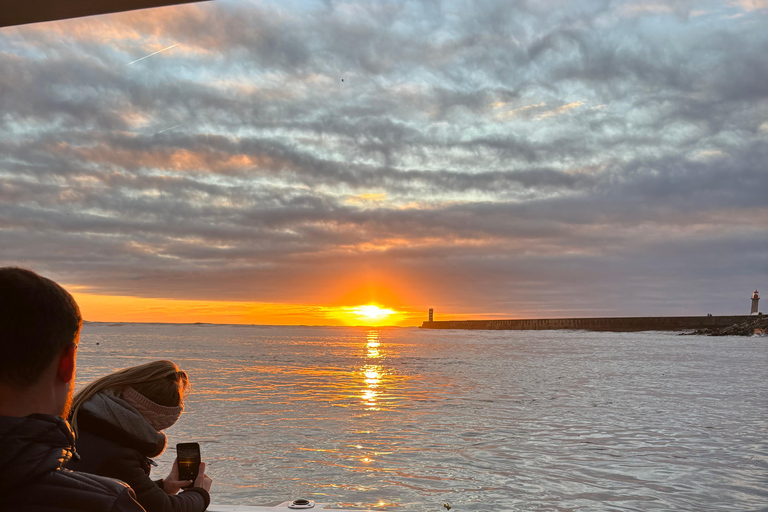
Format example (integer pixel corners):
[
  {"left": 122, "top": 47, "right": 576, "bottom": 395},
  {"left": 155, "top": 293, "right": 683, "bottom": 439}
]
[
  {"left": 2, "top": 467, "right": 145, "bottom": 511},
  {"left": 55, "top": 467, "right": 135, "bottom": 496}
]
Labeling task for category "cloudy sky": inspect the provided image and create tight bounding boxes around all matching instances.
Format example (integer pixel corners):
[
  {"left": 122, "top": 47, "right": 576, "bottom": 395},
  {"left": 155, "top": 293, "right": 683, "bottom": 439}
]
[{"left": 1, "top": 0, "right": 766, "bottom": 325}]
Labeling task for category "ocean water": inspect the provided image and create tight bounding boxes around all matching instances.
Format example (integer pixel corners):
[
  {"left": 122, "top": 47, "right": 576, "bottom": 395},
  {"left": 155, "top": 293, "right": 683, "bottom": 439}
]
[{"left": 77, "top": 324, "right": 768, "bottom": 511}]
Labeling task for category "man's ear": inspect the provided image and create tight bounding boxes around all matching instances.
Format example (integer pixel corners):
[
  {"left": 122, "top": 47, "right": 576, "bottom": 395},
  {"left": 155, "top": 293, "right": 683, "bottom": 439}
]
[{"left": 57, "top": 344, "right": 77, "bottom": 383}]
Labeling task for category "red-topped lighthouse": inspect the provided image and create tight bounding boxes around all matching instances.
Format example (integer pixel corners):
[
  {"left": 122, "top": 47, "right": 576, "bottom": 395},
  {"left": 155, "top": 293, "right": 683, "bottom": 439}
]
[{"left": 751, "top": 290, "right": 760, "bottom": 315}]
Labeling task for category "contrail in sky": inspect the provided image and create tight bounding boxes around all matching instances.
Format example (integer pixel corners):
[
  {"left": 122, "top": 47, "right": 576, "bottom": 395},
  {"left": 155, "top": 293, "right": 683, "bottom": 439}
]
[
  {"left": 154, "top": 123, "right": 185, "bottom": 135},
  {"left": 126, "top": 43, "right": 181, "bottom": 66}
]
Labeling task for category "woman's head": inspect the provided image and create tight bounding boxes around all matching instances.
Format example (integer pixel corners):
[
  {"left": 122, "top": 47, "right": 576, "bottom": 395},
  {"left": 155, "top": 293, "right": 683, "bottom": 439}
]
[
  {"left": 127, "top": 361, "right": 189, "bottom": 407},
  {"left": 71, "top": 360, "right": 189, "bottom": 432}
]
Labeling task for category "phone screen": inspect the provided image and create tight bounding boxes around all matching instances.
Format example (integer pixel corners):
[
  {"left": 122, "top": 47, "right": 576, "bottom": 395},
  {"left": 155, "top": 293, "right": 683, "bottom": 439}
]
[{"left": 176, "top": 442, "right": 201, "bottom": 483}]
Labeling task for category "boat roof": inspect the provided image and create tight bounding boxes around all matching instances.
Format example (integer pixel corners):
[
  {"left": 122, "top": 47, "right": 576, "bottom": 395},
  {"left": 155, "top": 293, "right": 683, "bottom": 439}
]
[{"left": 0, "top": 0, "right": 208, "bottom": 28}]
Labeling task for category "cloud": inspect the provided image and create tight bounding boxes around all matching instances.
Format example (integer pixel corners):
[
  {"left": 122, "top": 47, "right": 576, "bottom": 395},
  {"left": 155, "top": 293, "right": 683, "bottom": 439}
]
[
  {"left": 536, "top": 100, "right": 585, "bottom": 119},
  {"left": 346, "top": 193, "right": 388, "bottom": 205},
  {"left": 0, "top": 0, "right": 766, "bottom": 320},
  {"left": 729, "top": 0, "right": 768, "bottom": 11}
]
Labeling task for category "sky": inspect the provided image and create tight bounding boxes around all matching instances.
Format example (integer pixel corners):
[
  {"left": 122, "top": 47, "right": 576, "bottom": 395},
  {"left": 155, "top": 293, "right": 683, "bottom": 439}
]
[{"left": 1, "top": 0, "right": 766, "bottom": 325}]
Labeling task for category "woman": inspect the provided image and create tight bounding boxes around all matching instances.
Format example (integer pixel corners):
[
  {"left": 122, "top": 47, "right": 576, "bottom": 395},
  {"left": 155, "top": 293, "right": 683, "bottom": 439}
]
[{"left": 67, "top": 361, "right": 212, "bottom": 512}]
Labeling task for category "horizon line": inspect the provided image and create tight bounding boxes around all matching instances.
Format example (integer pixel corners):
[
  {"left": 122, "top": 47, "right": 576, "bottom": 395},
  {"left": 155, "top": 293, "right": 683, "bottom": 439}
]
[{"left": 83, "top": 320, "right": 416, "bottom": 328}]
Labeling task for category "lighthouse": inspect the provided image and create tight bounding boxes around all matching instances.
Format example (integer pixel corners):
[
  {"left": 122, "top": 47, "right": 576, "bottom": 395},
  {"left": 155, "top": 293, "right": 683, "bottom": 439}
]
[{"left": 751, "top": 290, "right": 760, "bottom": 315}]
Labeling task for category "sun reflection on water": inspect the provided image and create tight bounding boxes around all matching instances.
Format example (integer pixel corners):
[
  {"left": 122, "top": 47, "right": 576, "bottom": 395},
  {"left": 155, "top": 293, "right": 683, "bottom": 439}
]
[
  {"left": 361, "top": 330, "right": 384, "bottom": 411},
  {"left": 366, "top": 330, "right": 381, "bottom": 359}
]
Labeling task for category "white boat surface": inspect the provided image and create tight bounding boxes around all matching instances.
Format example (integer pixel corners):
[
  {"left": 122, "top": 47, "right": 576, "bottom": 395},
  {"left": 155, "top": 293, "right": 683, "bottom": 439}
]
[{"left": 209, "top": 502, "right": 373, "bottom": 512}]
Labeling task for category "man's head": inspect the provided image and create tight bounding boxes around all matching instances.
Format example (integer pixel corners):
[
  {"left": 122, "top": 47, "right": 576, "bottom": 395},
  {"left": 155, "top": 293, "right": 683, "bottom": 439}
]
[{"left": 0, "top": 267, "right": 82, "bottom": 418}]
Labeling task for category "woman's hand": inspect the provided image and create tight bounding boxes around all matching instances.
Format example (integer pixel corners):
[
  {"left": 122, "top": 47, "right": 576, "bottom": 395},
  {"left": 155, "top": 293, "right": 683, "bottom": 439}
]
[
  {"left": 162, "top": 457, "right": 193, "bottom": 495},
  {"left": 193, "top": 461, "right": 213, "bottom": 492}
]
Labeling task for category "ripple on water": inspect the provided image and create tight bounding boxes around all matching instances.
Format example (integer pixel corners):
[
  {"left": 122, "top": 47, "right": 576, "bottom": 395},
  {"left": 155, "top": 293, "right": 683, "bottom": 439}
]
[{"left": 77, "top": 324, "right": 768, "bottom": 511}]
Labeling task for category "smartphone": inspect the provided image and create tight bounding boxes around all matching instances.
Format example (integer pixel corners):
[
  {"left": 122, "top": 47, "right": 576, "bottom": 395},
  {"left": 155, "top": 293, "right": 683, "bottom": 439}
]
[{"left": 176, "top": 442, "right": 201, "bottom": 483}]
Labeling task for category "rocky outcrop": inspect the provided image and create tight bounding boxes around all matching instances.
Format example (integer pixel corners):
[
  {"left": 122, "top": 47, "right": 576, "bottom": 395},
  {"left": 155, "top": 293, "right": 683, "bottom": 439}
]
[{"left": 683, "top": 316, "right": 768, "bottom": 336}]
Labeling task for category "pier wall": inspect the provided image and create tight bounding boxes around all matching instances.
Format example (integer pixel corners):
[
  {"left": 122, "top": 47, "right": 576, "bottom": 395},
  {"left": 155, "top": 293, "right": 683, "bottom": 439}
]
[{"left": 420, "top": 315, "right": 756, "bottom": 332}]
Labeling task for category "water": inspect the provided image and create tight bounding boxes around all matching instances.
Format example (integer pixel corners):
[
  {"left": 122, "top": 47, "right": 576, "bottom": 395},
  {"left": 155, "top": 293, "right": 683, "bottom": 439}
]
[{"left": 77, "top": 324, "right": 768, "bottom": 511}]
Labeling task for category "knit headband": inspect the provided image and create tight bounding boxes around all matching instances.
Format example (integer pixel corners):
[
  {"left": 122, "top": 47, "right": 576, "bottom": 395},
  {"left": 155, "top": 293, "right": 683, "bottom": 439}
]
[{"left": 121, "top": 386, "right": 184, "bottom": 431}]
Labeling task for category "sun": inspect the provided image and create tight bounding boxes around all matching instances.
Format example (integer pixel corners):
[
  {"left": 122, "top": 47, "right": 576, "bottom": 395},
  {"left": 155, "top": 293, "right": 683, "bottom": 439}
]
[
  {"left": 353, "top": 305, "right": 395, "bottom": 321},
  {"left": 325, "top": 303, "right": 405, "bottom": 326}
]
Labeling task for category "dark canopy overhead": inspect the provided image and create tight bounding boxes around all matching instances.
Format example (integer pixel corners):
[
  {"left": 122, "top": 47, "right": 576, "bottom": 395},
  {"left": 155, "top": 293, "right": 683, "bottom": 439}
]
[{"left": 0, "top": 0, "right": 207, "bottom": 28}]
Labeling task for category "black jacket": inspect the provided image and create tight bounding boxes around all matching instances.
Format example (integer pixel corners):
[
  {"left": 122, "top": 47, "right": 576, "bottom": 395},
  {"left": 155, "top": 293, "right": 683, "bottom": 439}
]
[
  {"left": 0, "top": 413, "right": 144, "bottom": 512},
  {"left": 66, "top": 411, "right": 209, "bottom": 512}
]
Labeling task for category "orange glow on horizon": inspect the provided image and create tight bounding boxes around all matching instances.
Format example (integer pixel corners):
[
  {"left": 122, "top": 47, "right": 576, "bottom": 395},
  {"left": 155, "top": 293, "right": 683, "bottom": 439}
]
[{"left": 69, "top": 290, "right": 418, "bottom": 326}]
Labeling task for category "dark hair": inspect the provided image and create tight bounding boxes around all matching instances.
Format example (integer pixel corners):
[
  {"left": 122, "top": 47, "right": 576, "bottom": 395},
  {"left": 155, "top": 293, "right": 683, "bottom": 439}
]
[{"left": 0, "top": 267, "right": 82, "bottom": 387}]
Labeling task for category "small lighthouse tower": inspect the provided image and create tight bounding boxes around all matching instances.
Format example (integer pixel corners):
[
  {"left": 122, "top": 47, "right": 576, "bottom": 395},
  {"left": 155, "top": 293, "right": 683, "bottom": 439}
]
[
  {"left": 751, "top": 290, "right": 760, "bottom": 315},
  {"left": 428, "top": 308, "right": 434, "bottom": 322}
]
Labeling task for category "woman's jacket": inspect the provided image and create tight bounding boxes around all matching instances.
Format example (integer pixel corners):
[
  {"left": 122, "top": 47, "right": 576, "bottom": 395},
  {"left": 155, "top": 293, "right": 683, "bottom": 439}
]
[{"left": 66, "top": 390, "right": 210, "bottom": 512}]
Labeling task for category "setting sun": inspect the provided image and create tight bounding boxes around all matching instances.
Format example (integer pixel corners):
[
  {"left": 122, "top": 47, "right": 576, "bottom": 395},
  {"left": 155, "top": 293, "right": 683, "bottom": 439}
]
[
  {"left": 354, "top": 305, "right": 395, "bottom": 321},
  {"left": 328, "top": 304, "right": 404, "bottom": 326}
]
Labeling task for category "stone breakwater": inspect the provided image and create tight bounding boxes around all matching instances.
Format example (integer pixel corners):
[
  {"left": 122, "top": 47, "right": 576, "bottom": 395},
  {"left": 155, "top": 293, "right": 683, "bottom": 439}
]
[
  {"left": 420, "top": 315, "right": 759, "bottom": 332},
  {"left": 683, "top": 316, "right": 768, "bottom": 336}
]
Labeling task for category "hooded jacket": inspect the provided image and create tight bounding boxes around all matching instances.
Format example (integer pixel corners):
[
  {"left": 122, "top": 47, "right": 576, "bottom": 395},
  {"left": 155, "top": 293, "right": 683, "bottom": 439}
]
[
  {"left": 0, "top": 413, "right": 144, "bottom": 512},
  {"left": 66, "top": 391, "right": 209, "bottom": 512}
]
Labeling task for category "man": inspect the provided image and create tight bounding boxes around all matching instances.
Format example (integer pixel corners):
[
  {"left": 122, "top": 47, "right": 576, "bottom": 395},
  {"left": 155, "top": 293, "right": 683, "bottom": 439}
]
[{"left": 0, "top": 267, "right": 144, "bottom": 511}]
